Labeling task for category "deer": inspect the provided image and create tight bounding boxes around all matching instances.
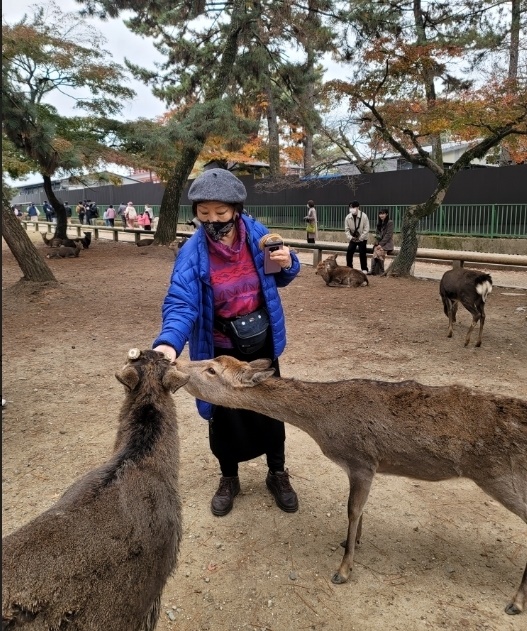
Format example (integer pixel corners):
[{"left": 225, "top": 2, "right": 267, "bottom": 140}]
[
  {"left": 315, "top": 254, "right": 368, "bottom": 287},
  {"left": 45, "top": 243, "right": 82, "bottom": 259},
  {"left": 2, "top": 349, "right": 189, "bottom": 631},
  {"left": 40, "top": 232, "right": 63, "bottom": 248},
  {"left": 439, "top": 268, "right": 493, "bottom": 347},
  {"left": 175, "top": 354, "right": 527, "bottom": 616}
]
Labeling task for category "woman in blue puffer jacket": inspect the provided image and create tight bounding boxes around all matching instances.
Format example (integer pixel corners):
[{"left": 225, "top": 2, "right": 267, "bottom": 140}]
[{"left": 154, "top": 169, "right": 301, "bottom": 518}]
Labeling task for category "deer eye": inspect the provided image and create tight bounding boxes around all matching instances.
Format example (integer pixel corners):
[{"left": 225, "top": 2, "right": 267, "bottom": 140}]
[{"left": 207, "top": 367, "right": 216, "bottom": 375}]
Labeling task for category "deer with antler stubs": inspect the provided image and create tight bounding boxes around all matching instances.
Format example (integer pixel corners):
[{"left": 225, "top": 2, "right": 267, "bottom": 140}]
[
  {"left": 2, "top": 350, "right": 189, "bottom": 631},
  {"left": 176, "top": 354, "right": 527, "bottom": 616}
]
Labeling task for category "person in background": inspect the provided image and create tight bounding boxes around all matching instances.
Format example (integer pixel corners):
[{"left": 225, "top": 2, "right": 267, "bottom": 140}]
[
  {"left": 43, "top": 200, "right": 53, "bottom": 223},
  {"left": 144, "top": 204, "right": 154, "bottom": 224},
  {"left": 27, "top": 202, "right": 39, "bottom": 223},
  {"left": 106, "top": 204, "right": 116, "bottom": 227},
  {"left": 303, "top": 199, "right": 318, "bottom": 244},
  {"left": 371, "top": 208, "right": 395, "bottom": 276},
  {"left": 87, "top": 202, "right": 99, "bottom": 225},
  {"left": 76, "top": 201, "right": 86, "bottom": 225},
  {"left": 124, "top": 201, "right": 137, "bottom": 229},
  {"left": 344, "top": 200, "right": 370, "bottom": 274},
  {"left": 84, "top": 200, "right": 92, "bottom": 226},
  {"left": 117, "top": 202, "right": 127, "bottom": 228},
  {"left": 64, "top": 202, "right": 72, "bottom": 224},
  {"left": 153, "top": 168, "right": 301, "bottom": 518},
  {"left": 137, "top": 208, "right": 152, "bottom": 231}
]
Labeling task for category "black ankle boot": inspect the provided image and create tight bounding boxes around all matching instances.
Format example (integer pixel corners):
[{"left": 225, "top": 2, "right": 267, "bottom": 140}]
[
  {"left": 266, "top": 469, "right": 299, "bottom": 513},
  {"left": 211, "top": 476, "right": 240, "bottom": 516}
]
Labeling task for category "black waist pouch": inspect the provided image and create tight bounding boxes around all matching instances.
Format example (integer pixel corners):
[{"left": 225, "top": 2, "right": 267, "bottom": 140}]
[{"left": 215, "top": 308, "right": 270, "bottom": 355}]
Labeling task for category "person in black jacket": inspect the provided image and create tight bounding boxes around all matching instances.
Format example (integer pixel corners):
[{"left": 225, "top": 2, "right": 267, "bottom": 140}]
[{"left": 371, "top": 209, "right": 394, "bottom": 275}]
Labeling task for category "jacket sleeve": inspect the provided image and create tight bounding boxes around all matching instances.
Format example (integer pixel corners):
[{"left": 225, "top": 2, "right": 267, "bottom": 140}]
[
  {"left": 379, "top": 220, "right": 394, "bottom": 248},
  {"left": 274, "top": 250, "right": 301, "bottom": 287},
  {"left": 152, "top": 246, "right": 201, "bottom": 356},
  {"left": 360, "top": 214, "right": 370, "bottom": 240},
  {"left": 344, "top": 215, "right": 352, "bottom": 242}
]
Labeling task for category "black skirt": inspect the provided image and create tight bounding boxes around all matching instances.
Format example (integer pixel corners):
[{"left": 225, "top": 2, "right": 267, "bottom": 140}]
[{"left": 209, "top": 335, "right": 285, "bottom": 464}]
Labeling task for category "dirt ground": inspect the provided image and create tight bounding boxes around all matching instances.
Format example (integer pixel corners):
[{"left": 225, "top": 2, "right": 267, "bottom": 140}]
[{"left": 2, "top": 230, "right": 526, "bottom": 631}]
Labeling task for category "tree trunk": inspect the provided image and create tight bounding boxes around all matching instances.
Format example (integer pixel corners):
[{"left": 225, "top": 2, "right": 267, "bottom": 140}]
[
  {"left": 302, "top": 46, "right": 316, "bottom": 175},
  {"left": 154, "top": 0, "right": 246, "bottom": 244},
  {"left": 500, "top": 0, "right": 521, "bottom": 165},
  {"left": 266, "top": 84, "right": 281, "bottom": 177},
  {"left": 386, "top": 179, "right": 449, "bottom": 277},
  {"left": 42, "top": 175, "right": 67, "bottom": 239},
  {"left": 154, "top": 146, "right": 199, "bottom": 244},
  {"left": 2, "top": 196, "right": 57, "bottom": 283},
  {"left": 385, "top": 205, "right": 420, "bottom": 276}
]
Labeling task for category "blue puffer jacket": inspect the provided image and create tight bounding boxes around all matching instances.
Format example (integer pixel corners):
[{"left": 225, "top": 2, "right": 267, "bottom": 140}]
[{"left": 152, "top": 213, "right": 300, "bottom": 420}]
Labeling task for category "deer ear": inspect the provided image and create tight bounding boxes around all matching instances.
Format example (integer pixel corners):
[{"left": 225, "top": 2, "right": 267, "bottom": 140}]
[
  {"left": 249, "top": 359, "right": 273, "bottom": 370},
  {"left": 162, "top": 367, "right": 190, "bottom": 393},
  {"left": 115, "top": 366, "right": 140, "bottom": 390},
  {"left": 242, "top": 362, "right": 275, "bottom": 386}
]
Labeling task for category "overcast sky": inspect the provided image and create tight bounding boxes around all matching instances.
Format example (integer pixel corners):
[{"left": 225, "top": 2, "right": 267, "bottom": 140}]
[{"left": 3, "top": 0, "right": 167, "bottom": 120}]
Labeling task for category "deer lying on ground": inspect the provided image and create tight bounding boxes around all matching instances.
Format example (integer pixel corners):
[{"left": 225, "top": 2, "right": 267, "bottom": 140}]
[
  {"left": 176, "top": 355, "right": 527, "bottom": 615},
  {"left": 439, "top": 268, "right": 493, "bottom": 347},
  {"left": 2, "top": 349, "right": 189, "bottom": 631},
  {"left": 169, "top": 236, "right": 189, "bottom": 259},
  {"left": 46, "top": 243, "right": 82, "bottom": 258},
  {"left": 40, "top": 232, "right": 63, "bottom": 248},
  {"left": 315, "top": 254, "right": 368, "bottom": 287}
]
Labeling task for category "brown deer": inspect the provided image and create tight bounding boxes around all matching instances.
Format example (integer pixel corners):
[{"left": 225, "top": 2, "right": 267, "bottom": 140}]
[
  {"left": 315, "top": 254, "right": 368, "bottom": 287},
  {"left": 176, "top": 355, "right": 527, "bottom": 616},
  {"left": 40, "top": 232, "right": 63, "bottom": 248},
  {"left": 2, "top": 349, "right": 189, "bottom": 631},
  {"left": 45, "top": 243, "right": 82, "bottom": 258},
  {"left": 439, "top": 268, "right": 493, "bottom": 347}
]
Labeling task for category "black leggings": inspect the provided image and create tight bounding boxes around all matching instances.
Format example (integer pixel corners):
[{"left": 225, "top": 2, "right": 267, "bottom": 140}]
[
  {"left": 209, "top": 339, "right": 286, "bottom": 476},
  {"left": 346, "top": 240, "right": 368, "bottom": 271}
]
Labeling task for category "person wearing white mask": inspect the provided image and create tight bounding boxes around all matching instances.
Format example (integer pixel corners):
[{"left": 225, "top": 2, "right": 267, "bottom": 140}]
[{"left": 344, "top": 200, "right": 370, "bottom": 274}]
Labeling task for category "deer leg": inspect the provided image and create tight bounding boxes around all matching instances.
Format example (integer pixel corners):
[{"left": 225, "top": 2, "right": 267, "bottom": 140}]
[
  {"left": 505, "top": 563, "right": 526, "bottom": 615},
  {"left": 139, "top": 594, "right": 160, "bottom": 631},
  {"left": 475, "top": 309, "right": 485, "bottom": 348},
  {"left": 332, "top": 473, "right": 373, "bottom": 584},
  {"left": 340, "top": 513, "right": 363, "bottom": 548},
  {"left": 446, "top": 300, "right": 456, "bottom": 338}
]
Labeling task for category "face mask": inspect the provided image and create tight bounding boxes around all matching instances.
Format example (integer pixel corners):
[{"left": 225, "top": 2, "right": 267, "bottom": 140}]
[
  {"left": 202, "top": 219, "right": 235, "bottom": 242},
  {"left": 351, "top": 209, "right": 358, "bottom": 215}
]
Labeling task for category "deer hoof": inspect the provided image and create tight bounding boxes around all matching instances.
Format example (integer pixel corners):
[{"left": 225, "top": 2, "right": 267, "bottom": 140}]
[
  {"left": 331, "top": 571, "right": 348, "bottom": 585},
  {"left": 504, "top": 602, "right": 522, "bottom": 615},
  {"left": 128, "top": 348, "right": 141, "bottom": 360}
]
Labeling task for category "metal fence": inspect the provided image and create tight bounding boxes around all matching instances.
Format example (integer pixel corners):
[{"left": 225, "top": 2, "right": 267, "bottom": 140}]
[
  {"left": 67, "top": 203, "right": 527, "bottom": 238},
  {"left": 236, "top": 204, "right": 526, "bottom": 238}
]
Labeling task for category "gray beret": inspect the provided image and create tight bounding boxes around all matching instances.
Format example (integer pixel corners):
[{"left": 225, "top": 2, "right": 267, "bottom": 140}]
[{"left": 188, "top": 168, "right": 247, "bottom": 203}]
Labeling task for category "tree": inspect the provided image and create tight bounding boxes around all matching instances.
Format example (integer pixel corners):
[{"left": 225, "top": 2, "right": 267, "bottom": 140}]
[
  {"left": 78, "top": 0, "right": 344, "bottom": 243},
  {"left": 326, "top": 0, "right": 527, "bottom": 276},
  {"left": 2, "top": 1, "right": 135, "bottom": 242},
  {"left": 2, "top": 187, "right": 57, "bottom": 284},
  {"left": 2, "top": 131, "right": 58, "bottom": 283}
]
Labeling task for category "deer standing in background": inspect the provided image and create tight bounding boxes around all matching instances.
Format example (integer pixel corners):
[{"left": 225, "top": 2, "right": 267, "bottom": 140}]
[{"left": 439, "top": 268, "right": 493, "bottom": 347}]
